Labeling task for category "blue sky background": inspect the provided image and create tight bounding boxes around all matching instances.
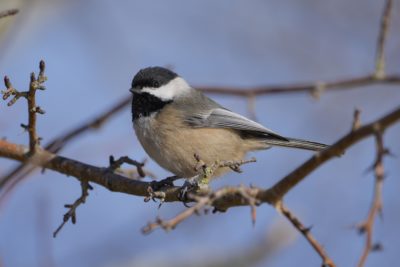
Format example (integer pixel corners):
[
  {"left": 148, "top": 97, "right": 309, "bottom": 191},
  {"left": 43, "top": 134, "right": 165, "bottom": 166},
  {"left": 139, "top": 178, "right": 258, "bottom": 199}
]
[{"left": 0, "top": 0, "right": 399, "bottom": 266}]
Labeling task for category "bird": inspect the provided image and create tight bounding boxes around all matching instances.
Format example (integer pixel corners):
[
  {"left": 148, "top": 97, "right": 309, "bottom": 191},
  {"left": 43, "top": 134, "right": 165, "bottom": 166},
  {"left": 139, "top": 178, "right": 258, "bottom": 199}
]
[{"left": 130, "top": 66, "right": 328, "bottom": 186}]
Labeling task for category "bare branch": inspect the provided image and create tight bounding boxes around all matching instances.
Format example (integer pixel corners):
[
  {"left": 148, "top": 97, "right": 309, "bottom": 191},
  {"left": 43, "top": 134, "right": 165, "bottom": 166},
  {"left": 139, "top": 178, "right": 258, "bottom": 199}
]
[
  {"left": 109, "top": 155, "right": 146, "bottom": 177},
  {"left": 142, "top": 185, "right": 259, "bottom": 234},
  {"left": 357, "top": 132, "right": 387, "bottom": 267},
  {"left": 375, "top": 0, "right": 393, "bottom": 78},
  {"left": 142, "top": 194, "right": 210, "bottom": 233},
  {"left": 199, "top": 74, "right": 400, "bottom": 97},
  {"left": 258, "top": 105, "right": 400, "bottom": 206},
  {"left": 2, "top": 76, "right": 27, "bottom": 106},
  {"left": 352, "top": 108, "right": 362, "bottom": 131},
  {"left": 0, "top": 106, "right": 399, "bottom": 212},
  {"left": 0, "top": 9, "right": 19, "bottom": 19},
  {"left": 276, "top": 202, "right": 336, "bottom": 267},
  {"left": 1, "top": 61, "right": 47, "bottom": 154},
  {"left": 0, "top": 96, "right": 130, "bottom": 193},
  {"left": 53, "top": 181, "right": 93, "bottom": 237}
]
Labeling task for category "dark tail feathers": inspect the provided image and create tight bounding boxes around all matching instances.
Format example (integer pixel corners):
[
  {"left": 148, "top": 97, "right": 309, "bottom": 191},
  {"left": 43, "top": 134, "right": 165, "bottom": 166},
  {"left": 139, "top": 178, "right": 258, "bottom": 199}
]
[{"left": 265, "top": 137, "right": 328, "bottom": 151}]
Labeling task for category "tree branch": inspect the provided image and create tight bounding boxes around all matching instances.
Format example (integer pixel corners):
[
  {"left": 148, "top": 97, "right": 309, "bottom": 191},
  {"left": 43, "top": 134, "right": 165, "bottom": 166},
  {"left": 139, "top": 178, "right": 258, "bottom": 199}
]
[
  {"left": 374, "top": 0, "right": 393, "bottom": 78},
  {"left": 1, "top": 61, "right": 47, "bottom": 154},
  {"left": 276, "top": 202, "right": 335, "bottom": 267},
  {"left": 259, "top": 105, "right": 400, "bottom": 206},
  {"left": 0, "top": 106, "right": 399, "bottom": 212},
  {"left": 0, "top": 9, "right": 19, "bottom": 19},
  {"left": 53, "top": 181, "right": 93, "bottom": 237},
  {"left": 4, "top": 71, "right": 400, "bottom": 195},
  {"left": 356, "top": 133, "right": 387, "bottom": 267},
  {"left": 199, "top": 74, "right": 400, "bottom": 97},
  {"left": 0, "top": 96, "right": 130, "bottom": 192},
  {"left": 142, "top": 185, "right": 260, "bottom": 234}
]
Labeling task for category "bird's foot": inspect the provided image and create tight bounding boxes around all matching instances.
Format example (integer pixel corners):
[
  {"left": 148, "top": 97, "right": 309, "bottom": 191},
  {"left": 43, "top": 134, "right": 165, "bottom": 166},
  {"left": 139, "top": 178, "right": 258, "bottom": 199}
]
[{"left": 178, "top": 175, "right": 210, "bottom": 203}]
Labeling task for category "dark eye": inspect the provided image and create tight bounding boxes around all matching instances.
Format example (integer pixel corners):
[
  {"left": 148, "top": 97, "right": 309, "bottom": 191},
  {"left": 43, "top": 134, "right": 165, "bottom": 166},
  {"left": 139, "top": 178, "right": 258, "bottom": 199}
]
[{"left": 153, "top": 81, "right": 159, "bottom": 87}]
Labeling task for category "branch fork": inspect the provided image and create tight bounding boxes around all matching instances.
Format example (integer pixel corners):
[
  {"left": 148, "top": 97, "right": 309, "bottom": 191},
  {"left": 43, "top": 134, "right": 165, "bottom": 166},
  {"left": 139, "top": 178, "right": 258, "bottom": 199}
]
[
  {"left": 53, "top": 180, "right": 93, "bottom": 237},
  {"left": 1, "top": 60, "right": 47, "bottom": 154},
  {"left": 109, "top": 155, "right": 146, "bottom": 178}
]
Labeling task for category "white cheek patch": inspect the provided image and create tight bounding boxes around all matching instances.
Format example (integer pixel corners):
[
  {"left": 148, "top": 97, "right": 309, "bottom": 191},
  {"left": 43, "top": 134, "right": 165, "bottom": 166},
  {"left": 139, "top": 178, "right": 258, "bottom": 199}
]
[{"left": 141, "top": 77, "right": 190, "bottom": 101}]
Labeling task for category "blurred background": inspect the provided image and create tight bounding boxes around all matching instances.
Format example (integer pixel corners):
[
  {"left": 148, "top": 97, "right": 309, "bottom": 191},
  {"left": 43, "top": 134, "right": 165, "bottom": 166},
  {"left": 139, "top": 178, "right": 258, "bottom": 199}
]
[{"left": 0, "top": 0, "right": 399, "bottom": 266}]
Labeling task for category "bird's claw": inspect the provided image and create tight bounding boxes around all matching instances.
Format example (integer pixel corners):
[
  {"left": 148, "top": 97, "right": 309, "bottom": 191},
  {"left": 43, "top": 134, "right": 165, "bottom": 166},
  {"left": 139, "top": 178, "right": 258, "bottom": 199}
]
[
  {"left": 178, "top": 181, "right": 198, "bottom": 202},
  {"left": 178, "top": 176, "right": 210, "bottom": 203}
]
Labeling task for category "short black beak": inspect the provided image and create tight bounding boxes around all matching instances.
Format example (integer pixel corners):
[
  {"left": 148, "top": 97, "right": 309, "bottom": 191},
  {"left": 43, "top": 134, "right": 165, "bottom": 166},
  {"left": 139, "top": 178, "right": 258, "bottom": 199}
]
[{"left": 129, "top": 88, "right": 140, "bottom": 94}]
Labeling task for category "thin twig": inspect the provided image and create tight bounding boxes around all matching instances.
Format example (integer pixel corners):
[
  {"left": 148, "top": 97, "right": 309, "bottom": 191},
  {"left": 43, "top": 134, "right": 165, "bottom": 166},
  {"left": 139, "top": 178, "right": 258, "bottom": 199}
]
[
  {"left": 0, "top": 9, "right": 19, "bottom": 19},
  {"left": 2, "top": 76, "right": 27, "bottom": 106},
  {"left": 26, "top": 61, "right": 47, "bottom": 153},
  {"left": 1, "top": 61, "right": 47, "bottom": 154},
  {"left": 109, "top": 155, "right": 146, "bottom": 177},
  {"left": 53, "top": 181, "right": 93, "bottom": 237},
  {"left": 352, "top": 108, "right": 362, "bottom": 131},
  {"left": 357, "top": 132, "right": 387, "bottom": 267},
  {"left": 142, "top": 194, "right": 210, "bottom": 233},
  {"left": 375, "top": 0, "right": 393, "bottom": 78},
  {"left": 142, "top": 185, "right": 259, "bottom": 234},
  {"left": 199, "top": 74, "right": 400, "bottom": 97},
  {"left": 276, "top": 202, "right": 336, "bottom": 267}
]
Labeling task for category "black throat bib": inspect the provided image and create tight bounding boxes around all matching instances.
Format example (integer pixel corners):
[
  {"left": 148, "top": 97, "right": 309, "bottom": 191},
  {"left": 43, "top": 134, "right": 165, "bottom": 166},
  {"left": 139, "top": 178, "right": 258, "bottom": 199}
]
[{"left": 131, "top": 92, "right": 172, "bottom": 120}]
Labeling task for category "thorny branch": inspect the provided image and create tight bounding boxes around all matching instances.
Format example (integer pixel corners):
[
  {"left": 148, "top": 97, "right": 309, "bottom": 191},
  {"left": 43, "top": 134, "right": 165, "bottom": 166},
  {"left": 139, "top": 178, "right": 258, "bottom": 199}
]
[
  {"left": 53, "top": 181, "right": 93, "bottom": 237},
  {"left": 356, "top": 132, "right": 388, "bottom": 267},
  {"left": 356, "top": 1, "right": 392, "bottom": 264},
  {"left": 276, "top": 202, "right": 335, "bottom": 267},
  {"left": 257, "top": 105, "right": 399, "bottom": 206}
]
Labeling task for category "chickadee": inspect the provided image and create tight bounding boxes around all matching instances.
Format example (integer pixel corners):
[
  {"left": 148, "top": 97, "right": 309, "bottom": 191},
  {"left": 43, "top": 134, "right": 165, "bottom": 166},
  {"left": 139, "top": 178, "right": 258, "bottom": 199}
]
[{"left": 130, "top": 67, "right": 327, "bottom": 181}]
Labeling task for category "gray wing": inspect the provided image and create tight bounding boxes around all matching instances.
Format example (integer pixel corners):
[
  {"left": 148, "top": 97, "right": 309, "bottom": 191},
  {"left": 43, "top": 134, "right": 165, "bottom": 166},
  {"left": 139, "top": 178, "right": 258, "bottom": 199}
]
[{"left": 185, "top": 107, "right": 288, "bottom": 141}]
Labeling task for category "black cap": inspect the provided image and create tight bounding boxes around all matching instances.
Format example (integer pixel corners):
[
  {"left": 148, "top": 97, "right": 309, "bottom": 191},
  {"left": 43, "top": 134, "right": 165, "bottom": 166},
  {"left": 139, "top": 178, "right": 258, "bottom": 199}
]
[{"left": 131, "top": 66, "right": 178, "bottom": 89}]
